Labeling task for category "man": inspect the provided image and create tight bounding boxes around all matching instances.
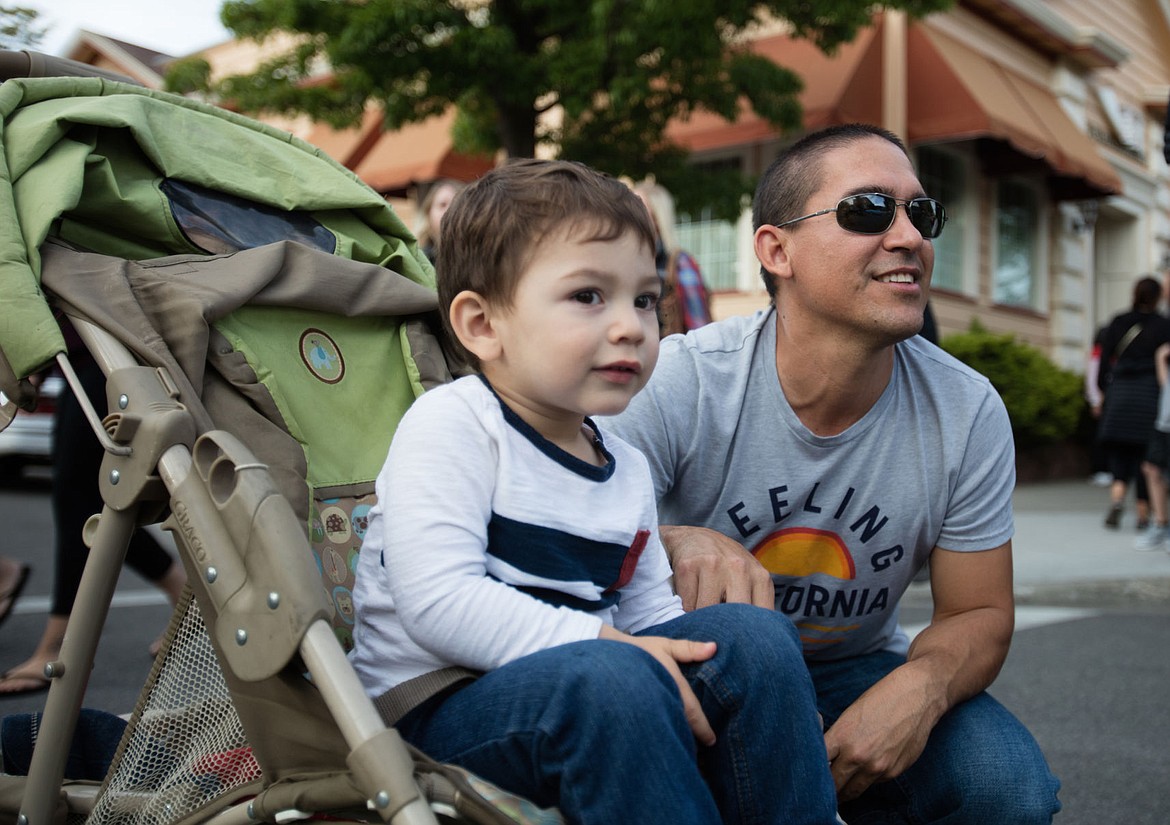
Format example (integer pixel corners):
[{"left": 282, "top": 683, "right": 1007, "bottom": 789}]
[{"left": 605, "top": 123, "right": 1060, "bottom": 823}]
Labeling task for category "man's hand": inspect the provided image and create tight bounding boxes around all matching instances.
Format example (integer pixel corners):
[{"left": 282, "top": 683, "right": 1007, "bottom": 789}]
[
  {"left": 823, "top": 664, "right": 941, "bottom": 801},
  {"left": 826, "top": 543, "right": 1015, "bottom": 801},
  {"left": 659, "top": 525, "right": 774, "bottom": 611},
  {"left": 599, "top": 625, "right": 718, "bottom": 745}
]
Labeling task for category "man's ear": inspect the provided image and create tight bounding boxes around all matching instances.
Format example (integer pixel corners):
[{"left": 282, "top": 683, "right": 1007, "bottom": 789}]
[
  {"left": 754, "top": 224, "right": 793, "bottom": 286},
  {"left": 448, "top": 290, "right": 503, "bottom": 363}
]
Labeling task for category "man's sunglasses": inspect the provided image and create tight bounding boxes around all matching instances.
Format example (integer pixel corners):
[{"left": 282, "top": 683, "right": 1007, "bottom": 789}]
[{"left": 774, "top": 193, "right": 947, "bottom": 239}]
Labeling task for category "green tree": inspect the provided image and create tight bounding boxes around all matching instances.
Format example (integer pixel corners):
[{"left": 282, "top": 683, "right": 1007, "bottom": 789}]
[
  {"left": 0, "top": 5, "right": 46, "bottom": 50},
  {"left": 169, "top": 0, "right": 952, "bottom": 216}
]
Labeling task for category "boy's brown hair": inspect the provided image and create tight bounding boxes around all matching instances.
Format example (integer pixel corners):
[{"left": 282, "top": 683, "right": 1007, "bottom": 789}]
[{"left": 436, "top": 158, "right": 657, "bottom": 367}]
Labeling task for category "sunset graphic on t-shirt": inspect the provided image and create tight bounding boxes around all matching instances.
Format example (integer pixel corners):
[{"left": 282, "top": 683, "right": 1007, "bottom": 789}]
[
  {"left": 753, "top": 527, "right": 863, "bottom": 649},
  {"left": 752, "top": 527, "right": 856, "bottom": 580}
]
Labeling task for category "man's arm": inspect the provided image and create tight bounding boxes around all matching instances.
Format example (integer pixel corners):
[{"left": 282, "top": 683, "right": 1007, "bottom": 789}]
[
  {"left": 659, "top": 524, "right": 775, "bottom": 611},
  {"left": 824, "top": 542, "right": 1015, "bottom": 801}
]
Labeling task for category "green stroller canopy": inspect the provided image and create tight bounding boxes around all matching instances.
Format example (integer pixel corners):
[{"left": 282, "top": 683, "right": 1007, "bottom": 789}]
[{"left": 0, "top": 76, "right": 434, "bottom": 398}]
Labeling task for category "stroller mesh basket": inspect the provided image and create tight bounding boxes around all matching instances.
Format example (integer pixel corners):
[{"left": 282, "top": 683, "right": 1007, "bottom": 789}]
[{"left": 89, "top": 594, "right": 260, "bottom": 825}]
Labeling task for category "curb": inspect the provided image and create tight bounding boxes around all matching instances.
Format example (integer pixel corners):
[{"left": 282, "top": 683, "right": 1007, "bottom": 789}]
[
  {"left": 901, "top": 577, "right": 1170, "bottom": 609},
  {"left": 1013, "top": 576, "right": 1170, "bottom": 608}
]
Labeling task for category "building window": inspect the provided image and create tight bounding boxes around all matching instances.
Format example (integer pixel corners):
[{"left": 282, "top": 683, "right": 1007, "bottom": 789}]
[
  {"left": 673, "top": 156, "right": 744, "bottom": 292},
  {"left": 676, "top": 208, "right": 739, "bottom": 291},
  {"left": 917, "top": 146, "right": 967, "bottom": 293},
  {"left": 994, "top": 179, "right": 1042, "bottom": 308}
]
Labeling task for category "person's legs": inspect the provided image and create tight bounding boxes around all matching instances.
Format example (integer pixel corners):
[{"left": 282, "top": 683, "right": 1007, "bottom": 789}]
[
  {"left": 1133, "top": 452, "right": 1151, "bottom": 527},
  {"left": 396, "top": 639, "right": 721, "bottom": 825},
  {"left": 1137, "top": 431, "right": 1170, "bottom": 549},
  {"left": 1141, "top": 461, "right": 1167, "bottom": 524},
  {"left": 0, "top": 615, "right": 68, "bottom": 693},
  {"left": 49, "top": 356, "right": 107, "bottom": 617},
  {"left": 0, "top": 554, "right": 30, "bottom": 628},
  {"left": 810, "top": 651, "right": 1061, "bottom": 825},
  {"left": 1, "top": 358, "right": 184, "bottom": 692},
  {"left": 51, "top": 356, "right": 179, "bottom": 613},
  {"left": 1104, "top": 446, "right": 1127, "bottom": 528},
  {"left": 642, "top": 603, "right": 838, "bottom": 825},
  {"left": 1104, "top": 444, "right": 1143, "bottom": 527},
  {"left": 1137, "top": 460, "right": 1169, "bottom": 550},
  {"left": 0, "top": 360, "right": 101, "bottom": 692}
]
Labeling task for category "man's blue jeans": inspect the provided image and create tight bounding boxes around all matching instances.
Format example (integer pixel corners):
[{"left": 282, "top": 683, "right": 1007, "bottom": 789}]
[
  {"left": 809, "top": 650, "right": 1062, "bottom": 824},
  {"left": 396, "top": 603, "right": 839, "bottom": 825}
]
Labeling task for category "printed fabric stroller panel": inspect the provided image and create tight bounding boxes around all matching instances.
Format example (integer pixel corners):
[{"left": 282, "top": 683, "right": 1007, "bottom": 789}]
[{"left": 0, "top": 62, "right": 562, "bottom": 825}]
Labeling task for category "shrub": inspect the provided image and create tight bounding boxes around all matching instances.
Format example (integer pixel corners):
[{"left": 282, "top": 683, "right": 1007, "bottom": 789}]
[{"left": 940, "top": 322, "right": 1085, "bottom": 446}]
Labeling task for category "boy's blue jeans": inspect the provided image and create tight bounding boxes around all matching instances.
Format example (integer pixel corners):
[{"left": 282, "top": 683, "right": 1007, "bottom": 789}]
[
  {"left": 395, "top": 602, "right": 840, "bottom": 825},
  {"left": 810, "top": 651, "right": 1062, "bottom": 824}
]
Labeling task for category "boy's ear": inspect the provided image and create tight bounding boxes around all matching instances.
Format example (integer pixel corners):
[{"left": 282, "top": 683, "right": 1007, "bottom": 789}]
[{"left": 448, "top": 290, "right": 503, "bottom": 363}]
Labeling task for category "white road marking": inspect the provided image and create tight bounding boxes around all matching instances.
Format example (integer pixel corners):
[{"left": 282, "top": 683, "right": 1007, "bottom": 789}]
[
  {"left": 10, "top": 590, "right": 169, "bottom": 615},
  {"left": 901, "top": 605, "right": 1101, "bottom": 640}
]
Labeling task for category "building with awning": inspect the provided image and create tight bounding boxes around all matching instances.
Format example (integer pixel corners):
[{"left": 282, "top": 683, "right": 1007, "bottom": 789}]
[
  {"left": 302, "top": 108, "right": 495, "bottom": 200},
  {"left": 908, "top": 24, "right": 1121, "bottom": 201},
  {"left": 668, "top": 15, "right": 1129, "bottom": 199},
  {"left": 663, "top": 1, "right": 1167, "bottom": 371}
]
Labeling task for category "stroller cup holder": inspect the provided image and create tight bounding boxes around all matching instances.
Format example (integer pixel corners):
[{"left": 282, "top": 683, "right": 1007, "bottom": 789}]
[{"left": 169, "top": 431, "right": 331, "bottom": 683}]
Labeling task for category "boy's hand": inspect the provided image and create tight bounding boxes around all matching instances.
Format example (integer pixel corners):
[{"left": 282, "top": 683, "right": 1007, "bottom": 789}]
[{"left": 599, "top": 625, "right": 717, "bottom": 745}]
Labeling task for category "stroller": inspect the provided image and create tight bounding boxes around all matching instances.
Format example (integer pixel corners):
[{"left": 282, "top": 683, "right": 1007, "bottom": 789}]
[{"left": 0, "top": 52, "right": 561, "bottom": 825}]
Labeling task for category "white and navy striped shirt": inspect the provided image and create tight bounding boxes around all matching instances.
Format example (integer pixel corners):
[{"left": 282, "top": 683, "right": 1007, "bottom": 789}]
[{"left": 349, "top": 375, "right": 684, "bottom": 698}]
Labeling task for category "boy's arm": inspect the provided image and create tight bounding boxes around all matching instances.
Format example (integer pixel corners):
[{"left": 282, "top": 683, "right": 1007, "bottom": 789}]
[
  {"left": 1156, "top": 343, "right": 1170, "bottom": 387},
  {"left": 381, "top": 396, "right": 604, "bottom": 671}
]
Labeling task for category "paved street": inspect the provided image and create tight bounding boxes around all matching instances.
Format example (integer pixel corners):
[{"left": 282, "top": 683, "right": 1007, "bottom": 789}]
[
  {"left": 902, "top": 477, "right": 1170, "bottom": 825},
  {"left": 0, "top": 473, "right": 173, "bottom": 717},
  {"left": 1, "top": 471, "right": 1168, "bottom": 823}
]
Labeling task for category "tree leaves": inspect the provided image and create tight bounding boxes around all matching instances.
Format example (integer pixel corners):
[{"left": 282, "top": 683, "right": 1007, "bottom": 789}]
[
  {"left": 177, "top": 0, "right": 954, "bottom": 218},
  {"left": 0, "top": 5, "right": 47, "bottom": 50}
]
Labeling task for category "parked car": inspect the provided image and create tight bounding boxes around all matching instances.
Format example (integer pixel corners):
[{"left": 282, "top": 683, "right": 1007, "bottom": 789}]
[{"left": 0, "top": 373, "right": 64, "bottom": 478}]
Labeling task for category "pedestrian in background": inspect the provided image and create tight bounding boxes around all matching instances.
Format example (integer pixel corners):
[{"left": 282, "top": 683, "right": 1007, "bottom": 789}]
[
  {"left": 0, "top": 342, "right": 185, "bottom": 696},
  {"left": 632, "top": 180, "right": 713, "bottom": 337},
  {"left": 919, "top": 302, "right": 939, "bottom": 345},
  {"left": 414, "top": 178, "right": 466, "bottom": 264},
  {"left": 1096, "top": 276, "right": 1170, "bottom": 530},
  {"left": 1136, "top": 340, "right": 1170, "bottom": 551}
]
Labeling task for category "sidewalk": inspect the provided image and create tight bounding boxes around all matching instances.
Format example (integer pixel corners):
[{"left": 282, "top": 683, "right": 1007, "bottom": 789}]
[
  {"left": 903, "top": 478, "right": 1170, "bottom": 608},
  {"left": 1009, "top": 477, "right": 1170, "bottom": 606}
]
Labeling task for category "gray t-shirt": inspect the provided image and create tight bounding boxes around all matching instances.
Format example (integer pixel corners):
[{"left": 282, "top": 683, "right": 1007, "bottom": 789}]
[{"left": 604, "top": 308, "right": 1015, "bottom": 660}]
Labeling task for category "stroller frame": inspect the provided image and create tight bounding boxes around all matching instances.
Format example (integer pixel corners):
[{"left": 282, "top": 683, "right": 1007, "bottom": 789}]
[
  {"left": 0, "top": 50, "right": 562, "bottom": 825},
  {"left": 16, "top": 314, "right": 435, "bottom": 825}
]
